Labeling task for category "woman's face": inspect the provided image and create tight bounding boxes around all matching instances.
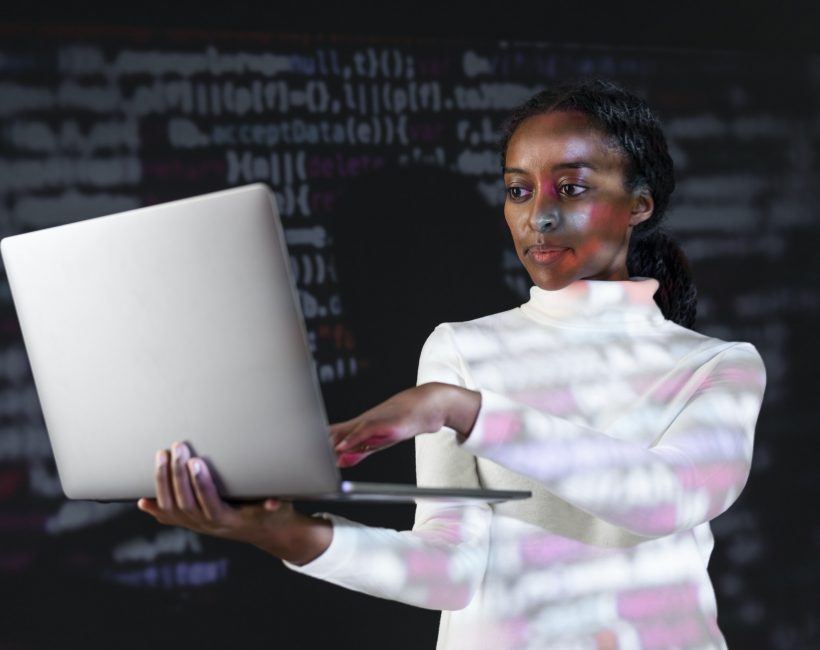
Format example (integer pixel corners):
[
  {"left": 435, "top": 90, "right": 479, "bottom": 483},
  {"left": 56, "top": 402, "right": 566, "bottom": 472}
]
[{"left": 503, "top": 110, "right": 653, "bottom": 291}]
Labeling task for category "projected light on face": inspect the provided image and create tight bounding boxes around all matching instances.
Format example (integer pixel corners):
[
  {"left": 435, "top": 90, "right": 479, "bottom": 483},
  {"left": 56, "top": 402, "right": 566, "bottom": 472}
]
[{"left": 502, "top": 111, "right": 653, "bottom": 292}]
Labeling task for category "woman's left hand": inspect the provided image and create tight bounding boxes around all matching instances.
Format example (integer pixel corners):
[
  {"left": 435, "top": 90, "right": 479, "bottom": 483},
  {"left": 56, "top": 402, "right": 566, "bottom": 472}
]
[
  {"left": 330, "top": 382, "right": 481, "bottom": 467},
  {"left": 137, "top": 442, "right": 333, "bottom": 565}
]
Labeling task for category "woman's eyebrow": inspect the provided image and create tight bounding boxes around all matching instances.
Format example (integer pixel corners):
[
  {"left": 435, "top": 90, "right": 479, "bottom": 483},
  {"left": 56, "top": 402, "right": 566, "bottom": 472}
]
[
  {"left": 552, "top": 161, "right": 598, "bottom": 171},
  {"left": 503, "top": 161, "right": 599, "bottom": 175}
]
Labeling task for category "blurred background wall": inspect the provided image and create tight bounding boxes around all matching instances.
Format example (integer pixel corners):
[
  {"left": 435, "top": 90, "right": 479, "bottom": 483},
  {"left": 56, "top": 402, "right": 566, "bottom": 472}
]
[{"left": 1, "top": 2, "right": 818, "bottom": 648}]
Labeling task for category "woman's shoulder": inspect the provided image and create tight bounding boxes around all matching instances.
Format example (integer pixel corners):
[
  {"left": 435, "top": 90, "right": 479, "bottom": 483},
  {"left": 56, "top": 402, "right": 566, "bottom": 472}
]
[
  {"left": 440, "top": 305, "right": 526, "bottom": 330},
  {"left": 417, "top": 308, "right": 535, "bottom": 371},
  {"left": 669, "top": 320, "right": 764, "bottom": 356},
  {"left": 661, "top": 322, "right": 767, "bottom": 380},
  {"left": 425, "top": 306, "right": 526, "bottom": 343}
]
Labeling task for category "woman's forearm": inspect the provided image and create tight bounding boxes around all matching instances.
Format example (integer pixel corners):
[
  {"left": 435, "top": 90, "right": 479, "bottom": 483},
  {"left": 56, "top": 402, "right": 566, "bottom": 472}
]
[{"left": 436, "top": 383, "right": 482, "bottom": 440}]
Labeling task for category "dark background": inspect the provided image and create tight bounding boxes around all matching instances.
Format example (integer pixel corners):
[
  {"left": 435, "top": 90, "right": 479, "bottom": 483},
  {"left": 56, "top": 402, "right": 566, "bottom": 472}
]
[{"left": 1, "top": 2, "right": 819, "bottom": 649}]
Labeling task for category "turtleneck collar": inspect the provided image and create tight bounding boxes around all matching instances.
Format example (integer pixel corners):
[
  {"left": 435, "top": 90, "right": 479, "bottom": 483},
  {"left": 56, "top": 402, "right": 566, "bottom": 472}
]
[{"left": 519, "top": 276, "right": 669, "bottom": 331}]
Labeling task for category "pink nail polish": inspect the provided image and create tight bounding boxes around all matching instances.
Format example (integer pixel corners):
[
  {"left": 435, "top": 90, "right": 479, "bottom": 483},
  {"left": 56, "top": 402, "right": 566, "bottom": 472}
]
[{"left": 191, "top": 459, "right": 202, "bottom": 476}]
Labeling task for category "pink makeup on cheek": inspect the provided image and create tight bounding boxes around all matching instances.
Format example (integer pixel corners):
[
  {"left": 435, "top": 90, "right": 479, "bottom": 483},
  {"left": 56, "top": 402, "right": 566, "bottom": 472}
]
[{"left": 583, "top": 204, "right": 615, "bottom": 226}]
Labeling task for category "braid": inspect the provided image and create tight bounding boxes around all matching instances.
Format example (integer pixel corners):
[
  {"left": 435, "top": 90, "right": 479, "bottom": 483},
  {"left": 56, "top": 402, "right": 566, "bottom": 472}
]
[
  {"left": 628, "top": 229, "right": 697, "bottom": 329},
  {"left": 500, "top": 79, "right": 698, "bottom": 328}
]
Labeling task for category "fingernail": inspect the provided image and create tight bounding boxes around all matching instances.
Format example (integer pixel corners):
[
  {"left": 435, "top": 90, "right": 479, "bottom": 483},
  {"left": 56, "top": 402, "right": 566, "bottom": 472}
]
[
  {"left": 173, "top": 444, "right": 187, "bottom": 462},
  {"left": 155, "top": 451, "right": 166, "bottom": 467},
  {"left": 190, "top": 459, "right": 202, "bottom": 476}
]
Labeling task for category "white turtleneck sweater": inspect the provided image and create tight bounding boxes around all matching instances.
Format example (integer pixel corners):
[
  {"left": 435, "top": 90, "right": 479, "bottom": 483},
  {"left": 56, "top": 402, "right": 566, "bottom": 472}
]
[{"left": 286, "top": 278, "right": 766, "bottom": 650}]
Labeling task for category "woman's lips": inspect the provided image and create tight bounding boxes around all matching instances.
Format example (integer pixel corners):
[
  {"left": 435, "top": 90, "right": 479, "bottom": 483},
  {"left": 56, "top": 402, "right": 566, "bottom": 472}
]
[{"left": 526, "top": 244, "right": 569, "bottom": 264}]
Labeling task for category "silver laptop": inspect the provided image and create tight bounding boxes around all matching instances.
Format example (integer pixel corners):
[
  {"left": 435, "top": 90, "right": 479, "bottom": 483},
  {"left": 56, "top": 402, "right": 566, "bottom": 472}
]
[{"left": 1, "top": 184, "right": 530, "bottom": 504}]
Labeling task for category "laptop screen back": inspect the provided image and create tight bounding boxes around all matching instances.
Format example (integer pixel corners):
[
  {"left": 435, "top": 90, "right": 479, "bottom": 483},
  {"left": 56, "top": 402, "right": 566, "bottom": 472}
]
[{"left": 1, "top": 184, "right": 340, "bottom": 500}]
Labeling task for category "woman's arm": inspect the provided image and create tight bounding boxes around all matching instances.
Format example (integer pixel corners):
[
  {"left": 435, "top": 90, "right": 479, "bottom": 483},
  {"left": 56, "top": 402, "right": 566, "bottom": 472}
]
[
  {"left": 459, "top": 343, "right": 766, "bottom": 538},
  {"left": 284, "top": 503, "right": 491, "bottom": 610},
  {"left": 333, "top": 326, "right": 767, "bottom": 539}
]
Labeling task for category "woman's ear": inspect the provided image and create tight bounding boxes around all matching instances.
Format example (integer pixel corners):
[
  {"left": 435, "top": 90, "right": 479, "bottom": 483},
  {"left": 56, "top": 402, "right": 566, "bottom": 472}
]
[{"left": 629, "top": 188, "right": 654, "bottom": 226}]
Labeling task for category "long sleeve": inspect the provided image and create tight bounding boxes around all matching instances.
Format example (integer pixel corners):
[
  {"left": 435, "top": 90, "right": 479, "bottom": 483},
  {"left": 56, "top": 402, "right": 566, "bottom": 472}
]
[
  {"left": 284, "top": 504, "right": 490, "bottom": 610},
  {"left": 461, "top": 341, "right": 767, "bottom": 538},
  {"left": 284, "top": 331, "right": 492, "bottom": 611}
]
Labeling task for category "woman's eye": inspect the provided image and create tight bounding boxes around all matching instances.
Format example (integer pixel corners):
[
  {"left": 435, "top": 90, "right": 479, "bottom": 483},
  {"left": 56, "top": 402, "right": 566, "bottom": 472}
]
[
  {"left": 559, "top": 184, "right": 587, "bottom": 197},
  {"left": 506, "top": 186, "right": 532, "bottom": 201}
]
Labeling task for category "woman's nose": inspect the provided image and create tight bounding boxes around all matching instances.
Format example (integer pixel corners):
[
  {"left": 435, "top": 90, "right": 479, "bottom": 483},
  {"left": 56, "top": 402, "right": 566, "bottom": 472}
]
[{"left": 532, "top": 208, "right": 561, "bottom": 233}]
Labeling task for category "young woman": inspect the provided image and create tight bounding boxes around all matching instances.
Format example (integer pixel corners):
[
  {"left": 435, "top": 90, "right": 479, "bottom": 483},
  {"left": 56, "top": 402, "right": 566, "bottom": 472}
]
[{"left": 138, "top": 80, "right": 766, "bottom": 650}]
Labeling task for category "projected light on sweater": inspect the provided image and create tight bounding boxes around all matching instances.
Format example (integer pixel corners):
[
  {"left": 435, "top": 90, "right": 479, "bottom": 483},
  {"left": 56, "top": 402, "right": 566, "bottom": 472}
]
[{"left": 288, "top": 278, "right": 766, "bottom": 650}]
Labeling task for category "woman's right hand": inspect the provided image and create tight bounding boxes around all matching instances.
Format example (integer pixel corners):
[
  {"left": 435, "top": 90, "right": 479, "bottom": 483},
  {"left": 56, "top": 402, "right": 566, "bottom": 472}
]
[
  {"left": 330, "top": 382, "right": 481, "bottom": 467},
  {"left": 137, "top": 442, "right": 332, "bottom": 566}
]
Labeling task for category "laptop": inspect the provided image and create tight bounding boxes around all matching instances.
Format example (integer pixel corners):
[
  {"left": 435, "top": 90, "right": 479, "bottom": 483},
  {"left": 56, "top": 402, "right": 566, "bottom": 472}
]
[{"left": 1, "top": 183, "right": 530, "bottom": 504}]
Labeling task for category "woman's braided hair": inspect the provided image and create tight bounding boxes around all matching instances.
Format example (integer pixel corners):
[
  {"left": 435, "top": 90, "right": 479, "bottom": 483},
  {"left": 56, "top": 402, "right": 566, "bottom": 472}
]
[{"left": 499, "top": 79, "right": 697, "bottom": 329}]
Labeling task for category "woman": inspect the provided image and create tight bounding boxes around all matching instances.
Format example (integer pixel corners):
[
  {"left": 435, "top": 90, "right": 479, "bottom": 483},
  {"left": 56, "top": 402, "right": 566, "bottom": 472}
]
[{"left": 139, "top": 80, "right": 766, "bottom": 649}]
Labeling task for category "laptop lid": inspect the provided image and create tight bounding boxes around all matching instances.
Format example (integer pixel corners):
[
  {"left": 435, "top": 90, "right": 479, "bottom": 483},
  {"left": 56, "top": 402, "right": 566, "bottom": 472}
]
[
  {"left": 2, "top": 184, "right": 344, "bottom": 500},
  {"left": 1, "top": 184, "right": 531, "bottom": 504}
]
